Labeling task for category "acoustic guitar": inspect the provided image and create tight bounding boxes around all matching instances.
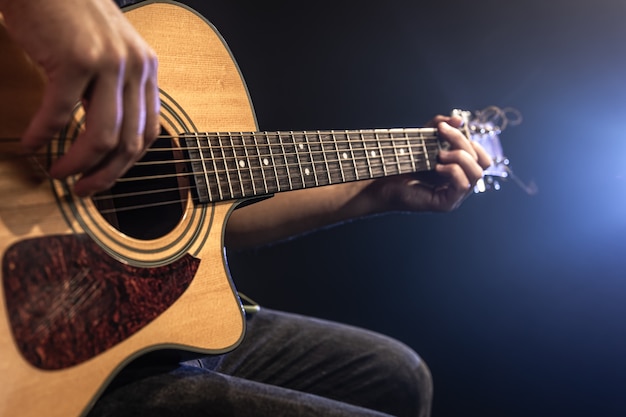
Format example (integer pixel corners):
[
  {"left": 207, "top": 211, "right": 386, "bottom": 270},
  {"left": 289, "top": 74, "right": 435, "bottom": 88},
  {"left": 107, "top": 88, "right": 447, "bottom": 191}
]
[{"left": 0, "top": 1, "right": 511, "bottom": 416}]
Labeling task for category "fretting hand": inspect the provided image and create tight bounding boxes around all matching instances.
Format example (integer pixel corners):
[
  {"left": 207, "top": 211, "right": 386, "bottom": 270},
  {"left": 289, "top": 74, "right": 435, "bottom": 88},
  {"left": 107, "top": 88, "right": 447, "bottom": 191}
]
[
  {"left": 224, "top": 115, "right": 494, "bottom": 249},
  {"left": 361, "top": 115, "right": 493, "bottom": 213}
]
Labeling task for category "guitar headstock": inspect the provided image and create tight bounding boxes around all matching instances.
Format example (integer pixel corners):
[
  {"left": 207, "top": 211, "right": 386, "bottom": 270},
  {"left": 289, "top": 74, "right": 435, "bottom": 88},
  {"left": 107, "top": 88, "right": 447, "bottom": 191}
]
[{"left": 452, "top": 106, "right": 535, "bottom": 194}]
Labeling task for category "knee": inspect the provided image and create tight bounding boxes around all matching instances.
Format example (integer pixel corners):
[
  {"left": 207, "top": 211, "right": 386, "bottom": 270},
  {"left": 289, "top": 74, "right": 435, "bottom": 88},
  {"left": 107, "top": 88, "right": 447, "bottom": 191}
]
[{"left": 371, "top": 337, "right": 433, "bottom": 417}]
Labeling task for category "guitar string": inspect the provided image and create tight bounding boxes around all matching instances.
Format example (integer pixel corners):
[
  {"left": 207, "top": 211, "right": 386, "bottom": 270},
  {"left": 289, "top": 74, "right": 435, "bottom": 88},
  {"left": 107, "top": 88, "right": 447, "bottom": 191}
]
[
  {"left": 1, "top": 138, "right": 442, "bottom": 179},
  {"left": 0, "top": 197, "right": 200, "bottom": 233},
  {"left": 3, "top": 141, "right": 441, "bottom": 170},
  {"left": 1, "top": 146, "right": 440, "bottom": 217},
  {"left": 0, "top": 127, "right": 439, "bottom": 143},
  {"left": 2, "top": 157, "right": 427, "bottom": 219},
  {"left": 1, "top": 133, "right": 442, "bottom": 213},
  {"left": 0, "top": 137, "right": 439, "bottom": 163},
  {"left": 2, "top": 144, "right": 441, "bottom": 209},
  {"left": 15, "top": 154, "right": 428, "bottom": 221},
  {"left": 99, "top": 145, "right": 439, "bottom": 213},
  {"left": 0, "top": 129, "right": 440, "bottom": 154},
  {"left": 0, "top": 133, "right": 441, "bottom": 157},
  {"left": 131, "top": 141, "right": 440, "bottom": 171},
  {"left": 103, "top": 154, "right": 438, "bottom": 208}
]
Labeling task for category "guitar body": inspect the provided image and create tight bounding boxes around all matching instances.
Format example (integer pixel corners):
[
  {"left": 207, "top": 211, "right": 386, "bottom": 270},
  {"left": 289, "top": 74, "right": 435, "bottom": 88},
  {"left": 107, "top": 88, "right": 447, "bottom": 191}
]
[{"left": 0, "top": 2, "right": 255, "bottom": 416}]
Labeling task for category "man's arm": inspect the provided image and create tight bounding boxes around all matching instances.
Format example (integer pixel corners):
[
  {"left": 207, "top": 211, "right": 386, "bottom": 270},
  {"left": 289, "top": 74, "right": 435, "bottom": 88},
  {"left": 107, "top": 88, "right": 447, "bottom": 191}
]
[
  {"left": 0, "top": 0, "right": 159, "bottom": 197},
  {"left": 225, "top": 115, "right": 492, "bottom": 249},
  {"left": 0, "top": 0, "right": 491, "bottom": 250}
]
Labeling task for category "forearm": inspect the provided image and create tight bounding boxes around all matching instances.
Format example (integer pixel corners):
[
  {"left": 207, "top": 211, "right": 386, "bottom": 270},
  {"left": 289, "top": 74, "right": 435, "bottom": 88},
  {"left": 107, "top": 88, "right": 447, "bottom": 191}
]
[{"left": 224, "top": 180, "right": 382, "bottom": 250}]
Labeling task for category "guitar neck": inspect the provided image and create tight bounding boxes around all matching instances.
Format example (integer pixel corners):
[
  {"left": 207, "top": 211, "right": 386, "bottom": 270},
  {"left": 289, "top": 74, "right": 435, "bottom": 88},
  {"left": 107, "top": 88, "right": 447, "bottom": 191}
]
[{"left": 183, "top": 127, "right": 442, "bottom": 203}]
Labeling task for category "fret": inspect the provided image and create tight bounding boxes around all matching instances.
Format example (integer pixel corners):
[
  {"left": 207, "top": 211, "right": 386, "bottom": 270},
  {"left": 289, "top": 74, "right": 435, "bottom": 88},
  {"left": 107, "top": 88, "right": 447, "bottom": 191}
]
[
  {"left": 361, "top": 131, "right": 375, "bottom": 179},
  {"left": 373, "top": 132, "right": 385, "bottom": 177},
  {"left": 351, "top": 132, "right": 370, "bottom": 180},
  {"left": 398, "top": 130, "right": 416, "bottom": 172},
  {"left": 292, "top": 133, "right": 307, "bottom": 188},
  {"left": 217, "top": 132, "right": 237, "bottom": 199},
  {"left": 390, "top": 131, "right": 403, "bottom": 175},
  {"left": 184, "top": 132, "right": 210, "bottom": 203},
  {"left": 326, "top": 131, "right": 344, "bottom": 183},
  {"left": 404, "top": 131, "right": 418, "bottom": 173},
  {"left": 422, "top": 131, "right": 441, "bottom": 169},
  {"left": 298, "top": 133, "right": 317, "bottom": 188},
  {"left": 248, "top": 133, "right": 269, "bottom": 195},
  {"left": 332, "top": 131, "right": 344, "bottom": 183},
  {"left": 206, "top": 133, "right": 225, "bottom": 201},
  {"left": 251, "top": 133, "right": 270, "bottom": 195},
  {"left": 303, "top": 132, "right": 320, "bottom": 187},
  {"left": 231, "top": 133, "right": 252, "bottom": 197},
  {"left": 421, "top": 130, "right": 432, "bottom": 171},
  {"left": 278, "top": 132, "right": 293, "bottom": 190},
  {"left": 345, "top": 131, "right": 360, "bottom": 181},
  {"left": 266, "top": 133, "right": 279, "bottom": 192},
  {"left": 374, "top": 131, "right": 388, "bottom": 177},
  {"left": 380, "top": 130, "right": 401, "bottom": 176},
  {"left": 318, "top": 131, "right": 333, "bottom": 185},
  {"left": 258, "top": 133, "right": 278, "bottom": 194},
  {"left": 335, "top": 131, "right": 357, "bottom": 182},
  {"left": 288, "top": 132, "right": 306, "bottom": 189},
  {"left": 269, "top": 132, "right": 289, "bottom": 192},
  {"left": 240, "top": 134, "right": 257, "bottom": 195}
]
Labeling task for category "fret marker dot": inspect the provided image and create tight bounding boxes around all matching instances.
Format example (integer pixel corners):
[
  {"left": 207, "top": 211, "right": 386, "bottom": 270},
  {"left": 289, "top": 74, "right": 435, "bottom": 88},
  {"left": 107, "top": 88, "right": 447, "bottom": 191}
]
[
  {"left": 239, "top": 160, "right": 246, "bottom": 168},
  {"left": 400, "top": 149, "right": 406, "bottom": 155},
  {"left": 371, "top": 151, "right": 377, "bottom": 157},
  {"left": 299, "top": 144, "right": 304, "bottom": 150},
  {"left": 304, "top": 168, "right": 311, "bottom": 175},
  {"left": 263, "top": 158, "right": 269, "bottom": 166},
  {"left": 342, "top": 152, "right": 348, "bottom": 159}
]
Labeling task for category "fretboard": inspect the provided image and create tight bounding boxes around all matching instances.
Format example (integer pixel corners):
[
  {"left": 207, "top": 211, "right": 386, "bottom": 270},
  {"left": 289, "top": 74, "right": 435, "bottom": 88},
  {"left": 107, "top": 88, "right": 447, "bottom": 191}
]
[{"left": 183, "top": 128, "right": 441, "bottom": 203}]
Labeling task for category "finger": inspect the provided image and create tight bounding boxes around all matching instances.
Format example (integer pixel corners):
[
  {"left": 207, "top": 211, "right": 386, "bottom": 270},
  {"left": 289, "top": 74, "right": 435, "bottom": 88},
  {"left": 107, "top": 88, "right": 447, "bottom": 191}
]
[
  {"left": 471, "top": 140, "right": 494, "bottom": 170},
  {"left": 49, "top": 62, "right": 124, "bottom": 181},
  {"left": 425, "top": 115, "right": 449, "bottom": 128},
  {"left": 117, "top": 62, "right": 145, "bottom": 154},
  {"left": 436, "top": 163, "right": 472, "bottom": 194},
  {"left": 438, "top": 149, "right": 485, "bottom": 186},
  {"left": 438, "top": 121, "right": 479, "bottom": 161},
  {"left": 72, "top": 133, "right": 142, "bottom": 197},
  {"left": 425, "top": 114, "right": 463, "bottom": 128},
  {"left": 143, "top": 53, "right": 160, "bottom": 147},
  {"left": 21, "top": 68, "right": 90, "bottom": 152},
  {"left": 73, "top": 51, "right": 158, "bottom": 197},
  {"left": 73, "top": 71, "right": 146, "bottom": 197}
]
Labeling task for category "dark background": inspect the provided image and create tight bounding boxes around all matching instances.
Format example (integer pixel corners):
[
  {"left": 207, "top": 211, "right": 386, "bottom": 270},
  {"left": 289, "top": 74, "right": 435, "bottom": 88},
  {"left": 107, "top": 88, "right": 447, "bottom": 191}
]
[{"left": 182, "top": 1, "right": 626, "bottom": 416}]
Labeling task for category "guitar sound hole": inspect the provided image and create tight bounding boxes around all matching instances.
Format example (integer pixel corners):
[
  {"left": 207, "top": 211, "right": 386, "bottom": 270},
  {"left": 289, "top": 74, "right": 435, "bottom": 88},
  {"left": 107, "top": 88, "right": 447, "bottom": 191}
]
[{"left": 93, "top": 130, "right": 188, "bottom": 240}]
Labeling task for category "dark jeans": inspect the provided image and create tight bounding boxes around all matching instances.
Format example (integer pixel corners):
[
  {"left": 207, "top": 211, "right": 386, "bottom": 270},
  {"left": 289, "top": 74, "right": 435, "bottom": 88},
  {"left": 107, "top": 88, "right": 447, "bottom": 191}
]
[{"left": 88, "top": 308, "right": 432, "bottom": 417}]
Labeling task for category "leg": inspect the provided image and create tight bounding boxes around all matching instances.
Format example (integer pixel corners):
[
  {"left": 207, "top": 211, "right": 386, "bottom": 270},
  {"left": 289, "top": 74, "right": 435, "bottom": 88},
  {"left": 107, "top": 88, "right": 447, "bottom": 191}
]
[
  {"left": 193, "top": 308, "right": 433, "bottom": 417},
  {"left": 88, "top": 308, "right": 432, "bottom": 417},
  {"left": 88, "top": 363, "right": 399, "bottom": 417}
]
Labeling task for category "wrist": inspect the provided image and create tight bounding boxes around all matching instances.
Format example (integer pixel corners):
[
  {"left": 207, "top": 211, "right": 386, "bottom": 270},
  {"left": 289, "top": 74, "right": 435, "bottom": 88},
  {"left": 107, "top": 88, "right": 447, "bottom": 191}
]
[{"left": 338, "top": 180, "right": 389, "bottom": 219}]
